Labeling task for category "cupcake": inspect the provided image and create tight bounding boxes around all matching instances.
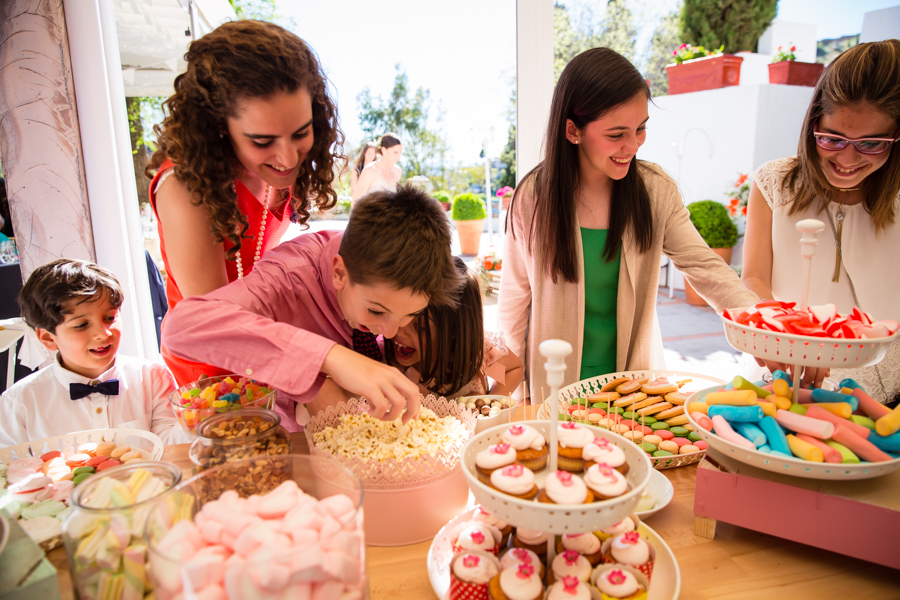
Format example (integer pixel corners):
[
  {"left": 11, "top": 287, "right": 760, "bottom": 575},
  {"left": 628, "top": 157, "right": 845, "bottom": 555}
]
[
  {"left": 546, "top": 576, "right": 592, "bottom": 600},
  {"left": 473, "top": 506, "right": 514, "bottom": 547},
  {"left": 537, "top": 471, "right": 594, "bottom": 505},
  {"left": 453, "top": 522, "right": 503, "bottom": 555},
  {"left": 556, "top": 422, "right": 596, "bottom": 472},
  {"left": 513, "top": 528, "right": 549, "bottom": 558},
  {"left": 449, "top": 550, "right": 502, "bottom": 600},
  {"left": 596, "top": 515, "right": 638, "bottom": 542},
  {"left": 583, "top": 463, "right": 630, "bottom": 501},
  {"left": 499, "top": 548, "right": 544, "bottom": 578},
  {"left": 582, "top": 437, "right": 629, "bottom": 475},
  {"left": 490, "top": 464, "right": 539, "bottom": 500},
  {"left": 558, "top": 533, "right": 603, "bottom": 566},
  {"left": 547, "top": 550, "right": 592, "bottom": 585},
  {"left": 488, "top": 563, "right": 543, "bottom": 600},
  {"left": 501, "top": 425, "right": 549, "bottom": 471},
  {"left": 476, "top": 443, "right": 519, "bottom": 484},
  {"left": 601, "top": 532, "right": 656, "bottom": 581},
  {"left": 592, "top": 565, "right": 648, "bottom": 600}
]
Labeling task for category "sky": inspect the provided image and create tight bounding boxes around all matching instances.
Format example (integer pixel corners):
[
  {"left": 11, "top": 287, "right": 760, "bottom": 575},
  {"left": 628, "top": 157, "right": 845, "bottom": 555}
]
[{"left": 278, "top": 0, "right": 899, "bottom": 165}]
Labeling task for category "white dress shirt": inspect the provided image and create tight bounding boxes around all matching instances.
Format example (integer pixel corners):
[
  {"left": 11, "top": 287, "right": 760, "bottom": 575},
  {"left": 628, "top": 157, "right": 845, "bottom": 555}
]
[{"left": 0, "top": 354, "right": 192, "bottom": 448}]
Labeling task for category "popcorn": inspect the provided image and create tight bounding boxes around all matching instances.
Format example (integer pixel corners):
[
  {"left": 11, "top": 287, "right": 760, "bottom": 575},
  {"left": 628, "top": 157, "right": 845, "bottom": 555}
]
[{"left": 312, "top": 408, "right": 468, "bottom": 461}]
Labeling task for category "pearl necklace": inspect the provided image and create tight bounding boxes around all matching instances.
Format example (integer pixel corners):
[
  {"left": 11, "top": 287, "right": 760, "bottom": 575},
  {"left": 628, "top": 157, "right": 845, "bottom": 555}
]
[{"left": 235, "top": 184, "right": 271, "bottom": 279}]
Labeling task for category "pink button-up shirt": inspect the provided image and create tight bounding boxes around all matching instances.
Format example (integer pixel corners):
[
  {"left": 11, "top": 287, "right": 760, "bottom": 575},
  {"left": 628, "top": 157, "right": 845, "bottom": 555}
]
[{"left": 162, "top": 231, "right": 352, "bottom": 431}]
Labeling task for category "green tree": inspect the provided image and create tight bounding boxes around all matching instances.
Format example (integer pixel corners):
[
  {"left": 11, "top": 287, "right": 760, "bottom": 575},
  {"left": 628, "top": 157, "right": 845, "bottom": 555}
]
[
  {"left": 644, "top": 7, "right": 682, "bottom": 97},
  {"left": 497, "top": 86, "right": 516, "bottom": 188},
  {"left": 356, "top": 66, "right": 449, "bottom": 182},
  {"left": 126, "top": 96, "right": 164, "bottom": 207},
  {"left": 596, "top": 0, "right": 637, "bottom": 63},
  {"left": 679, "top": 0, "right": 777, "bottom": 54},
  {"left": 555, "top": 1, "right": 637, "bottom": 82}
]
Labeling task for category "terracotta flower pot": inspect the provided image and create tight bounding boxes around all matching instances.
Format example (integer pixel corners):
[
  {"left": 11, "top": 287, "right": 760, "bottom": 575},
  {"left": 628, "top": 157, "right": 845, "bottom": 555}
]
[
  {"left": 683, "top": 247, "right": 734, "bottom": 307},
  {"left": 768, "top": 61, "right": 825, "bottom": 87},
  {"left": 455, "top": 219, "right": 483, "bottom": 255},
  {"left": 666, "top": 55, "right": 744, "bottom": 95}
]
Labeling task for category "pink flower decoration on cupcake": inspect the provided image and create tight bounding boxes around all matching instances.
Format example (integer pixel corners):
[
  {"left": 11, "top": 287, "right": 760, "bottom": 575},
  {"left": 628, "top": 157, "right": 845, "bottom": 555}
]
[
  {"left": 502, "top": 464, "right": 524, "bottom": 477},
  {"left": 463, "top": 555, "right": 481, "bottom": 568},
  {"left": 470, "top": 531, "right": 485, "bottom": 545},
  {"left": 596, "top": 463, "right": 616, "bottom": 478},
  {"left": 515, "top": 563, "right": 534, "bottom": 579},
  {"left": 561, "top": 421, "right": 577, "bottom": 430},
  {"left": 508, "top": 425, "right": 525, "bottom": 436},
  {"left": 491, "top": 443, "right": 511, "bottom": 454},
  {"left": 511, "top": 548, "right": 532, "bottom": 563},
  {"left": 607, "top": 569, "right": 626, "bottom": 585},
  {"left": 562, "top": 575, "right": 580, "bottom": 592},
  {"left": 562, "top": 550, "right": 580, "bottom": 565},
  {"left": 556, "top": 471, "right": 575, "bottom": 486},
  {"left": 592, "top": 437, "right": 610, "bottom": 448},
  {"left": 622, "top": 531, "right": 640, "bottom": 545}
]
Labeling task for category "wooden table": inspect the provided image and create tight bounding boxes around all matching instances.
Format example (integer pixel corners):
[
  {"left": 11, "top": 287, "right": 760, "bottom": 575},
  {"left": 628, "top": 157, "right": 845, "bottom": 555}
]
[{"left": 50, "top": 414, "right": 900, "bottom": 600}]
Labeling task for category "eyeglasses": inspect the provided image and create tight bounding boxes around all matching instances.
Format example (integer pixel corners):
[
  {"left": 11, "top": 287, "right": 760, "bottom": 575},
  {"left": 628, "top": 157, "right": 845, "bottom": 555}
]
[{"left": 813, "top": 123, "right": 899, "bottom": 155}]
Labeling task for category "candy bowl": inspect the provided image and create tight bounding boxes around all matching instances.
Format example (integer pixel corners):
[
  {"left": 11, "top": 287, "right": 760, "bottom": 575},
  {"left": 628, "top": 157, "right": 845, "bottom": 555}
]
[
  {"left": 145, "top": 454, "right": 366, "bottom": 600},
  {"left": 62, "top": 461, "right": 182, "bottom": 600},
  {"left": 170, "top": 374, "right": 276, "bottom": 436},
  {"left": 188, "top": 408, "right": 292, "bottom": 476},
  {"left": 456, "top": 394, "right": 516, "bottom": 433}
]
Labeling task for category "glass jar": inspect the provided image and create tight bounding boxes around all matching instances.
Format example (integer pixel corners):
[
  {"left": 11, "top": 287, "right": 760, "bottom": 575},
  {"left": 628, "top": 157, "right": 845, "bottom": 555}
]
[
  {"left": 62, "top": 461, "right": 182, "bottom": 600},
  {"left": 188, "top": 408, "right": 291, "bottom": 475},
  {"left": 170, "top": 374, "right": 276, "bottom": 436},
  {"left": 145, "top": 455, "right": 366, "bottom": 599}
]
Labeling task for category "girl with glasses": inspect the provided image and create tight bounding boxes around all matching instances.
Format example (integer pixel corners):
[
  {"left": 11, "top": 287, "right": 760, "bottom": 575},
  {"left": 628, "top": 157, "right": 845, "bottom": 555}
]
[{"left": 742, "top": 39, "right": 900, "bottom": 403}]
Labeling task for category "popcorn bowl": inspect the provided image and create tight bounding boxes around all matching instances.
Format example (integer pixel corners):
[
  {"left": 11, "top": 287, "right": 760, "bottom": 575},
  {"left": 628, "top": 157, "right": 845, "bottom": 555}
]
[
  {"left": 170, "top": 374, "right": 276, "bottom": 436},
  {"left": 144, "top": 454, "right": 366, "bottom": 600}
]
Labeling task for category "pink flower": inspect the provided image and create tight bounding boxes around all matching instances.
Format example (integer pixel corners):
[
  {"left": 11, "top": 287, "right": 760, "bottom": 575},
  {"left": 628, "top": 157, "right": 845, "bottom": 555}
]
[
  {"left": 512, "top": 548, "right": 532, "bottom": 563},
  {"left": 502, "top": 464, "right": 524, "bottom": 477},
  {"left": 561, "top": 421, "right": 577, "bottom": 430},
  {"left": 777, "top": 46, "right": 782, "bottom": 51},
  {"left": 562, "top": 575, "right": 580, "bottom": 592},
  {"left": 596, "top": 463, "right": 616, "bottom": 478},
  {"left": 621, "top": 531, "right": 641, "bottom": 545},
  {"left": 736, "top": 174, "right": 748, "bottom": 185},
  {"left": 591, "top": 437, "right": 610, "bottom": 448},
  {"left": 508, "top": 425, "right": 525, "bottom": 436},
  {"left": 607, "top": 569, "right": 626, "bottom": 585},
  {"left": 790, "top": 45, "right": 796, "bottom": 51},
  {"left": 563, "top": 550, "right": 580, "bottom": 565},
  {"left": 742, "top": 206, "right": 748, "bottom": 216},
  {"left": 491, "top": 443, "right": 511, "bottom": 454},
  {"left": 462, "top": 555, "right": 480, "bottom": 568},
  {"left": 516, "top": 563, "right": 534, "bottom": 579},
  {"left": 673, "top": 50, "right": 678, "bottom": 56},
  {"left": 469, "top": 530, "right": 485, "bottom": 545},
  {"left": 680, "top": 43, "right": 688, "bottom": 49},
  {"left": 556, "top": 471, "right": 575, "bottom": 486}
]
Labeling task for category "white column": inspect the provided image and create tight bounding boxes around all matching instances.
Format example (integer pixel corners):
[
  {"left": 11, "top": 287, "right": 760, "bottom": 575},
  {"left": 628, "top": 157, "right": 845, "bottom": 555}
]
[
  {"left": 515, "top": 0, "right": 554, "bottom": 184},
  {"left": 62, "top": 0, "right": 157, "bottom": 360}
]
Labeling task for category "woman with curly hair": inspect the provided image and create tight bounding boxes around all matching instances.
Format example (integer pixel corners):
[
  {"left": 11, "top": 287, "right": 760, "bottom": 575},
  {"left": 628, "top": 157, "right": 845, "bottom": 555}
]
[{"left": 147, "top": 20, "right": 344, "bottom": 384}]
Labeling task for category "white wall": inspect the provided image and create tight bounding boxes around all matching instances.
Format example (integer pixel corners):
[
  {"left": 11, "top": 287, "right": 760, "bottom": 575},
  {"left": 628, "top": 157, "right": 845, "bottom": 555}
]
[
  {"left": 861, "top": 6, "right": 900, "bottom": 43},
  {"left": 757, "top": 19, "right": 818, "bottom": 63},
  {"left": 516, "top": 0, "right": 554, "bottom": 184}
]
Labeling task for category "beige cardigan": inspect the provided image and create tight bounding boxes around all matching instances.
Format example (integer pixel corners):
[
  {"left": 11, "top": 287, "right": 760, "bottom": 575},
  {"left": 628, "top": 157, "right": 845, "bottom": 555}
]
[{"left": 498, "top": 162, "right": 759, "bottom": 398}]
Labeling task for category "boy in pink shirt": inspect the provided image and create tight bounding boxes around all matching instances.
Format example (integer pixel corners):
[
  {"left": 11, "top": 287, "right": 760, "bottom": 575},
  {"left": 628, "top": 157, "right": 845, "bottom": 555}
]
[{"left": 162, "top": 185, "right": 464, "bottom": 430}]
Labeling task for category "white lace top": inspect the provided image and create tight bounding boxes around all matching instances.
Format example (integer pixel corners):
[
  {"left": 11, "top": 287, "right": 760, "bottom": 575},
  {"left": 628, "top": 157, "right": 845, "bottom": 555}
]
[
  {"left": 406, "top": 331, "right": 509, "bottom": 399},
  {"left": 749, "top": 157, "right": 900, "bottom": 401}
]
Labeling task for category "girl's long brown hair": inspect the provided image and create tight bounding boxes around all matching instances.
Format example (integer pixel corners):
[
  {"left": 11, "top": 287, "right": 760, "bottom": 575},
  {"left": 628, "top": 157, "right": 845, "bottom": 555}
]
[
  {"left": 147, "top": 20, "right": 345, "bottom": 258},
  {"left": 507, "top": 47, "right": 653, "bottom": 284},
  {"left": 384, "top": 258, "right": 483, "bottom": 397},
  {"left": 786, "top": 39, "right": 900, "bottom": 231}
]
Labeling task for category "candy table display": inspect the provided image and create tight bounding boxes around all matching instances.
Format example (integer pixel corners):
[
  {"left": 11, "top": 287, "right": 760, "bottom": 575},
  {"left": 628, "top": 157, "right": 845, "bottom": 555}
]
[
  {"left": 170, "top": 375, "right": 276, "bottom": 436},
  {"left": 144, "top": 454, "right": 366, "bottom": 599}
]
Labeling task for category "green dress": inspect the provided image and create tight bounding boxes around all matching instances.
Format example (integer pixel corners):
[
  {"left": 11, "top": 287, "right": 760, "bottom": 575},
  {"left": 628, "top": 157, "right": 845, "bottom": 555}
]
[{"left": 580, "top": 228, "right": 620, "bottom": 380}]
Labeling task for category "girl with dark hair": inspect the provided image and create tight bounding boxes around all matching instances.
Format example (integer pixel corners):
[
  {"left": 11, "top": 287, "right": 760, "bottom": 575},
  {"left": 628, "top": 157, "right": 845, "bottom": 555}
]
[
  {"left": 349, "top": 141, "right": 378, "bottom": 196},
  {"left": 499, "top": 47, "right": 757, "bottom": 397},
  {"left": 352, "top": 133, "right": 403, "bottom": 201},
  {"left": 386, "top": 258, "right": 523, "bottom": 399},
  {"left": 146, "top": 20, "right": 345, "bottom": 385},
  {"left": 743, "top": 40, "right": 900, "bottom": 403}
]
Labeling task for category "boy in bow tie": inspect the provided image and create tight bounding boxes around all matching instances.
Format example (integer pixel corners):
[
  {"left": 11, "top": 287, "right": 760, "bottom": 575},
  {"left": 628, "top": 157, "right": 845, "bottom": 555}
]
[{"left": 0, "top": 260, "right": 188, "bottom": 447}]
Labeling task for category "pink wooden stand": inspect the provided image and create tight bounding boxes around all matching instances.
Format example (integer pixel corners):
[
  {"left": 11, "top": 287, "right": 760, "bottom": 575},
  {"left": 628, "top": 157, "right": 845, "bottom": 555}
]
[{"left": 693, "top": 453, "right": 900, "bottom": 569}]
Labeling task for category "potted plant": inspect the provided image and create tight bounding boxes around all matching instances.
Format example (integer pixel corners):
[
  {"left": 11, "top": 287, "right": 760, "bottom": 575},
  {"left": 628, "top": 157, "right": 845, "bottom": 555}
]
[
  {"left": 725, "top": 173, "right": 750, "bottom": 223},
  {"left": 666, "top": 44, "right": 744, "bottom": 95},
  {"left": 434, "top": 189, "right": 452, "bottom": 212},
  {"left": 452, "top": 193, "right": 487, "bottom": 255},
  {"left": 496, "top": 186, "right": 514, "bottom": 212},
  {"left": 768, "top": 45, "right": 824, "bottom": 87},
  {"left": 684, "top": 200, "right": 739, "bottom": 306}
]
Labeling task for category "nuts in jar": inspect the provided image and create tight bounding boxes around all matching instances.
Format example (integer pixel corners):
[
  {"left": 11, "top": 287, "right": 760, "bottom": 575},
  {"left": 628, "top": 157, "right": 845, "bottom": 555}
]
[{"left": 188, "top": 408, "right": 291, "bottom": 476}]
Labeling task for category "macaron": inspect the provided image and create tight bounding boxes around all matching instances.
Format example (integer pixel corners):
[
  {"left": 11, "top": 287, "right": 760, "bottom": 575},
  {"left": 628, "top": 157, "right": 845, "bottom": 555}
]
[
  {"left": 591, "top": 402, "right": 609, "bottom": 410},
  {"left": 653, "top": 450, "right": 674, "bottom": 457},
  {"left": 40, "top": 451, "right": 62, "bottom": 462},
  {"left": 10, "top": 457, "right": 44, "bottom": 473},
  {"left": 9, "top": 474, "right": 52, "bottom": 494},
  {"left": 658, "top": 440, "right": 679, "bottom": 454},
  {"left": 642, "top": 434, "right": 662, "bottom": 445},
  {"left": 77, "top": 442, "right": 99, "bottom": 457},
  {"left": 641, "top": 442, "right": 658, "bottom": 453},
  {"left": 65, "top": 454, "right": 91, "bottom": 468},
  {"left": 97, "top": 459, "right": 121, "bottom": 471},
  {"left": 688, "top": 431, "right": 702, "bottom": 442},
  {"left": 672, "top": 437, "right": 692, "bottom": 448},
  {"left": 650, "top": 422, "right": 669, "bottom": 431},
  {"left": 680, "top": 445, "right": 700, "bottom": 454},
  {"left": 119, "top": 451, "right": 142, "bottom": 462},
  {"left": 655, "top": 430, "right": 675, "bottom": 441},
  {"left": 86, "top": 456, "right": 108, "bottom": 467},
  {"left": 95, "top": 442, "right": 117, "bottom": 456},
  {"left": 670, "top": 427, "right": 690, "bottom": 438},
  {"left": 72, "top": 466, "right": 96, "bottom": 476},
  {"left": 72, "top": 472, "right": 93, "bottom": 485},
  {"left": 694, "top": 441, "right": 709, "bottom": 450},
  {"left": 110, "top": 446, "right": 131, "bottom": 459}
]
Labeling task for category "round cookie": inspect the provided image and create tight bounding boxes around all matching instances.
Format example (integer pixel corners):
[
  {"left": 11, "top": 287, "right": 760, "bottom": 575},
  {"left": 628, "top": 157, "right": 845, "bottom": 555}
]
[
  {"left": 95, "top": 442, "right": 117, "bottom": 456},
  {"left": 653, "top": 450, "right": 674, "bottom": 457},
  {"left": 688, "top": 431, "right": 702, "bottom": 442},
  {"left": 640, "top": 442, "right": 657, "bottom": 453},
  {"left": 658, "top": 440, "right": 679, "bottom": 453},
  {"left": 642, "top": 434, "right": 662, "bottom": 445},
  {"left": 650, "top": 422, "right": 669, "bottom": 431},
  {"left": 655, "top": 430, "right": 675, "bottom": 441},
  {"left": 680, "top": 445, "right": 700, "bottom": 454},
  {"left": 670, "top": 426, "right": 690, "bottom": 438}
]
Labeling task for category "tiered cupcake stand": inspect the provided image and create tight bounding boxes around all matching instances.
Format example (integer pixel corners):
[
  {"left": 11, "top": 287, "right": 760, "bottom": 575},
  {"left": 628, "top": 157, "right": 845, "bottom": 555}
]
[
  {"left": 427, "top": 340, "right": 682, "bottom": 598},
  {"left": 688, "top": 219, "right": 900, "bottom": 569}
]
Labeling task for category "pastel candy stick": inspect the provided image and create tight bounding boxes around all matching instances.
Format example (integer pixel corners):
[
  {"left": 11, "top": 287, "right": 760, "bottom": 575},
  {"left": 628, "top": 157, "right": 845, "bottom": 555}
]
[
  {"left": 708, "top": 405, "right": 764, "bottom": 422},
  {"left": 788, "top": 403, "right": 808, "bottom": 416},
  {"left": 840, "top": 387, "right": 855, "bottom": 395},
  {"left": 810, "top": 389, "right": 859, "bottom": 412},
  {"left": 705, "top": 390, "right": 757, "bottom": 406},
  {"left": 824, "top": 440, "right": 860, "bottom": 464},
  {"left": 756, "top": 402, "right": 776, "bottom": 418},
  {"left": 757, "top": 444, "right": 772, "bottom": 453},
  {"left": 852, "top": 388, "right": 890, "bottom": 420},
  {"left": 795, "top": 434, "right": 842, "bottom": 463},
  {"left": 850, "top": 415, "right": 876, "bottom": 430},
  {"left": 838, "top": 378, "right": 862, "bottom": 390},
  {"left": 733, "top": 423, "right": 767, "bottom": 447},
  {"left": 773, "top": 370, "right": 792, "bottom": 383},
  {"left": 771, "top": 451, "right": 793, "bottom": 459},
  {"left": 786, "top": 435, "right": 824, "bottom": 462},
  {"left": 832, "top": 425, "right": 893, "bottom": 462},
  {"left": 772, "top": 378, "right": 791, "bottom": 399},
  {"left": 868, "top": 430, "right": 900, "bottom": 452},
  {"left": 761, "top": 394, "right": 791, "bottom": 411},
  {"left": 711, "top": 415, "right": 756, "bottom": 450},
  {"left": 774, "top": 409, "right": 834, "bottom": 439},
  {"left": 687, "top": 402, "right": 708, "bottom": 415},
  {"left": 875, "top": 405, "right": 900, "bottom": 437},
  {"left": 731, "top": 376, "right": 769, "bottom": 399},
  {"left": 758, "top": 416, "right": 791, "bottom": 455},
  {"left": 814, "top": 402, "right": 853, "bottom": 419},
  {"left": 691, "top": 412, "right": 713, "bottom": 431},
  {"left": 804, "top": 405, "right": 870, "bottom": 439}
]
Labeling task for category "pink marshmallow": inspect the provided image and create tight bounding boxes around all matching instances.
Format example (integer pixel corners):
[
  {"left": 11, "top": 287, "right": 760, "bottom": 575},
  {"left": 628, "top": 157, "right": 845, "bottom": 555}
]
[
  {"left": 804, "top": 405, "right": 870, "bottom": 439},
  {"left": 832, "top": 425, "right": 892, "bottom": 463},
  {"left": 290, "top": 528, "right": 320, "bottom": 547},
  {"left": 289, "top": 546, "right": 327, "bottom": 582},
  {"left": 312, "top": 581, "right": 347, "bottom": 600},
  {"left": 191, "top": 584, "right": 226, "bottom": 600},
  {"left": 691, "top": 412, "right": 713, "bottom": 431},
  {"left": 711, "top": 415, "right": 756, "bottom": 450},
  {"left": 257, "top": 482, "right": 300, "bottom": 519},
  {"left": 795, "top": 434, "right": 842, "bottom": 463},
  {"left": 200, "top": 519, "right": 225, "bottom": 545},
  {"left": 283, "top": 507, "right": 323, "bottom": 532},
  {"left": 251, "top": 559, "right": 291, "bottom": 592},
  {"left": 183, "top": 545, "right": 228, "bottom": 590},
  {"left": 775, "top": 409, "right": 835, "bottom": 439},
  {"left": 159, "top": 519, "right": 203, "bottom": 558},
  {"left": 853, "top": 388, "right": 890, "bottom": 420},
  {"left": 323, "top": 550, "right": 362, "bottom": 586}
]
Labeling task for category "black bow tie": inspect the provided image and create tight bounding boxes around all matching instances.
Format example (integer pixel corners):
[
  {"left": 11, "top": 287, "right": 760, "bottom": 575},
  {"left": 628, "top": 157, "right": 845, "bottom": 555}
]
[{"left": 70, "top": 380, "right": 120, "bottom": 400}]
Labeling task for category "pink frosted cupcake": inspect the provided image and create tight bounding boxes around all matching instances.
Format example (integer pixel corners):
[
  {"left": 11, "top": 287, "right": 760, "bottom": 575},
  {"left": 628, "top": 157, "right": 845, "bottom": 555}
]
[
  {"left": 556, "top": 422, "right": 596, "bottom": 472},
  {"left": 473, "top": 506, "right": 514, "bottom": 547},
  {"left": 547, "top": 550, "right": 592, "bottom": 585},
  {"left": 582, "top": 437, "right": 629, "bottom": 474},
  {"left": 583, "top": 463, "right": 630, "bottom": 501},
  {"left": 488, "top": 563, "right": 543, "bottom": 600},
  {"left": 475, "top": 443, "right": 519, "bottom": 484},
  {"left": 449, "top": 550, "right": 501, "bottom": 600},
  {"left": 557, "top": 532, "right": 603, "bottom": 566},
  {"left": 596, "top": 515, "right": 638, "bottom": 542},
  {"left": 490, "top": 464, "right": 539, "bottom": 500},
  {"left": 537, "top": 471, "right": 594, "bottom": 505},
  {"left": 501, "top": 425, "right": 548, "bottom": 471},
  {"left": 512, "top": 528, "right": 549, "bottom": 558},
  {"left": 592, "top": 565, "right": 648, "bottom": 600},
  {"left": 499, "top": 547, "right": 544, "bottom": 578},
  {"left": 452, "top": 521, "right": 503, "bottom": 556},
  {"left": 601, "top": 531, "right": 656, "bottom": 581},
  {"left": 546, "top": 576, "right": 592, "bottom": 600}
]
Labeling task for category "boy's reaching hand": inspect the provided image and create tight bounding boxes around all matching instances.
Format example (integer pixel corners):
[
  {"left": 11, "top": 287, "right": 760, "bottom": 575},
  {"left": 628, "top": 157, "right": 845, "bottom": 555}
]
[{"left": 321, "top": 345, "right": 421, "bottom": 423}]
